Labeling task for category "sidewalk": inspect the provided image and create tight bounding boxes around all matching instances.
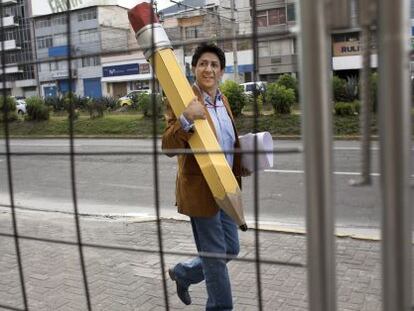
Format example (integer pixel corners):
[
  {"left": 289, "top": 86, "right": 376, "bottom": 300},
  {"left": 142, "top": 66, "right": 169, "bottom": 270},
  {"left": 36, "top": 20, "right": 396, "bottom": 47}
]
[{"left": 0, "top": 210, "right": 388, "bottom": 311}]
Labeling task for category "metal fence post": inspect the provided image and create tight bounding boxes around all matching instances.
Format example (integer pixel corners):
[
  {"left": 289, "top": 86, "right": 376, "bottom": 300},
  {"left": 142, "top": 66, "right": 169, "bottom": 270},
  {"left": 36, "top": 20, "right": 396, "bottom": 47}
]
[
  {"left": 377, "top": 0, "right": 413, "bottom": 310},
  {"left": 298, "top": 0, "right": 337, "bottom": 310},
  {"left": 352, "top": 0, "right": 377, "bottom": 186}
]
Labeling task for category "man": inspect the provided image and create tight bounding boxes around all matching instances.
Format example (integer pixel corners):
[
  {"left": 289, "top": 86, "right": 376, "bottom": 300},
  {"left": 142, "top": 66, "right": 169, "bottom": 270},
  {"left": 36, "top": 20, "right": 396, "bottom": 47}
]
[{"left": 162, "top": 43, "right": 248, "bottom": 310}]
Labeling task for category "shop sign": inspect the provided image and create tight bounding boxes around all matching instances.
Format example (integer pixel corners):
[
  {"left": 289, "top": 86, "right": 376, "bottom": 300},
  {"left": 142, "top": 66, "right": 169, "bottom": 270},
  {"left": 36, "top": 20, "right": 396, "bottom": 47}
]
[
  {"left": 103, "top": 63, "right": 139, "bottom": 77},
  {"left": 139, "top": 63, "right": 150, "bottom": 74},
  {"left": 32, "top": 0, "right": 124, "bottom": 16},
  {"left": 333, "top": 41, "right": 360, "bottom": 56}
]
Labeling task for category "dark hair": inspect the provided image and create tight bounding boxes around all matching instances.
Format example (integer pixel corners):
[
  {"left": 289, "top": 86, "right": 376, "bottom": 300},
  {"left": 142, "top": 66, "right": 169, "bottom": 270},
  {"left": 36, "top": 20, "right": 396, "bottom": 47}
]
[{"left": 191, "top": 43, "right": 226, "bottom": 70}]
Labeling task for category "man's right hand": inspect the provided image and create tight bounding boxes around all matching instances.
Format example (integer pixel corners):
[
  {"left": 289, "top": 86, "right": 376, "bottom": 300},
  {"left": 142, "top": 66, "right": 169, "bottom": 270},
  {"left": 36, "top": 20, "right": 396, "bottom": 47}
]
[{"left": 183, "top": 98, "right": 206, "bottom": 122}]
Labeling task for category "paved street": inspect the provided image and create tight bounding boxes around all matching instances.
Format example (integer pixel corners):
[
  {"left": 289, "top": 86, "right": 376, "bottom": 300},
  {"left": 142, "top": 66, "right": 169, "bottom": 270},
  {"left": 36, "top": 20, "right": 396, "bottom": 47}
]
[
  {"left": 2, "top": 139, "right": 411, "bottom": 233},
  {"left": 0, "top": 138, "right": 413, "bottom": 310},
  {"left": 1, "top": 210, "right": 408, "bottom": 311}
]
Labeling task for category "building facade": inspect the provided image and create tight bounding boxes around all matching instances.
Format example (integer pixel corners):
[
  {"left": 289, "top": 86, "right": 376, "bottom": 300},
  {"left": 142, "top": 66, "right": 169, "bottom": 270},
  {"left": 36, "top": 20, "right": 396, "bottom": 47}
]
[
  {"left": 160, "top": 0, "right": 298, "bottom": 83},
  {"left": 254, "top": 0, "right": 297, "bottom": 81},
  {"left": 0, "top": 0, "right": 37, "bottom": 97},
  {"left": 33, "top": 5, "right": 134, "bottom": 98},
  {"left": 100, "top": 52, "right": 156, "bottom": 98}
]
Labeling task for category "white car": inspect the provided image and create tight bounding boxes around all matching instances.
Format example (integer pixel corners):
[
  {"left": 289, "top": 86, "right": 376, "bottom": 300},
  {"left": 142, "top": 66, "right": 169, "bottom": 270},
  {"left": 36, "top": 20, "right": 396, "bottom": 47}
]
[
  {"left": 240, "top": 81, "right": 267, "bottom": 95},
  {"left": 15, "top": 99, "right": 27, "bottom": 115}
]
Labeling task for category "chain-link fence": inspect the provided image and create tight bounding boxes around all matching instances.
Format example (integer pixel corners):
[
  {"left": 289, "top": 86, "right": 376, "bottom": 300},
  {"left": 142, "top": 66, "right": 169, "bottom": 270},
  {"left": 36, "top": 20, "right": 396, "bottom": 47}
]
[{"left": 1, "top": 0, "right": 412, "bottom": 310}]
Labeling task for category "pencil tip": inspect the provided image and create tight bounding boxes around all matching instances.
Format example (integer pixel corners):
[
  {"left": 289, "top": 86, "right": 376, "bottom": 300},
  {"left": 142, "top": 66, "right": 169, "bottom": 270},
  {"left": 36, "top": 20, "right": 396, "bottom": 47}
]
[{"left": 216, "top": 190, "right": 246, "bottom": 229}]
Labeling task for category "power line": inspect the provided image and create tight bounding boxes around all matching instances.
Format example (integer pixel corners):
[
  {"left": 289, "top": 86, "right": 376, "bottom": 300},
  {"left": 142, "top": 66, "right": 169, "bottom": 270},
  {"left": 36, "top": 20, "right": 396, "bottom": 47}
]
[{"left": 165, "top": 0, "right": 238, "bottom": 23}]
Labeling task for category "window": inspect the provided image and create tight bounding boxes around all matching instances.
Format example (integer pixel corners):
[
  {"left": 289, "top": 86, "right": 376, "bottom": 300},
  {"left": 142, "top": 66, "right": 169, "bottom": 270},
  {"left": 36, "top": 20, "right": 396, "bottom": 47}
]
[
  {"left": 185, "top": 26, "right": 200, "bottom": 39},
  {"left": 256, "top": 11, "right": 267, "bottom": 27},
  {"left": 78, "top": 9, "right": 97, "bottom": 22},
  {"left": 39, "top": 62, "right": 49, "bottom": 72},
  {"left": 36, "top": 18, "right": 51, "bottom": 28},
  {"left": 49, "top": 61, "right": 58, "bottom": 71},
  {"left": 53, "top": 34, "right": 67, "bottom": 46},
  {"left": 287, "top": 3, "right": 296, "bottom": 22},
  {"left": 37, "top": 36, "right": 53, "bottom": 49},
  {"left": 79, "top": 29, "right": 99, "bottom": 43},
  {"left": 4, "top": 30, "right": 15, "bottom": 41},
  {"left": 256, "top": 8, "right": 286, "bottom": 27},
  {"left": 268, "top": 8, "right": 286, "bottom": 25},
  {"left": 258, "top": 41, "right": 269, "bottom": 57},
  {"left": 269, "top": 40, "right": 291, "bottom": 56},
  {"left": 2, "top": 7, "right": 12, "bottom": 17},
  {"left": 82, "top": 56, "right": 100, "bottom": 67},
  {"left": 5, "top": 53, "right": 17, "bottom": 63},
  {"left": 53, "top": 15, "right": 67, "bottom": 26},
  {"left": 58, "top": 60, "right": 68, "bottom": 70}
]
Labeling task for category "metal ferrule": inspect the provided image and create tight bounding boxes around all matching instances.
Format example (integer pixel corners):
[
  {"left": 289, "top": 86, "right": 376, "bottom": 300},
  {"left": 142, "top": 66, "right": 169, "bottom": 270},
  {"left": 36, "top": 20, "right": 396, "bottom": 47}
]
[{"left": 135, "top": 23, "right": 172, "bottom": 60}]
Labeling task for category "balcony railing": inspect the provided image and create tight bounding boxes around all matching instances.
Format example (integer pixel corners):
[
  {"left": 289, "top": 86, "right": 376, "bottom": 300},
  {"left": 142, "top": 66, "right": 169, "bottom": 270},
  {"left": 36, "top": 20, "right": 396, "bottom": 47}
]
[
  {"left": 0, "top": 0, "right": 17, "bottom": 5},
  {"left": 1, "top": 16, "right": 18, "bottom": 28},
  {"left": 0, "top": 40, "right": 20, "bottom": 51}
]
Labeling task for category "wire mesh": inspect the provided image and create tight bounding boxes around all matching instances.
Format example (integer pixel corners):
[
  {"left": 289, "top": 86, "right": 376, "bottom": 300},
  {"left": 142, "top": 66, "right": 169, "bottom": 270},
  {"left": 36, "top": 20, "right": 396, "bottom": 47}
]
[{"left": 0, "top": 0, "right": 358, "bottom": 310}]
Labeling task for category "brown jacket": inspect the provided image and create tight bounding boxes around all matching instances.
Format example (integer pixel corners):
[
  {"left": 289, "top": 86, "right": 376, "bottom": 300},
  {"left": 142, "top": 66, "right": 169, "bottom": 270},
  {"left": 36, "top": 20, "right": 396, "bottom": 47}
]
[{"left": 161, "top": 85, "right": 242, "bottom": 217}]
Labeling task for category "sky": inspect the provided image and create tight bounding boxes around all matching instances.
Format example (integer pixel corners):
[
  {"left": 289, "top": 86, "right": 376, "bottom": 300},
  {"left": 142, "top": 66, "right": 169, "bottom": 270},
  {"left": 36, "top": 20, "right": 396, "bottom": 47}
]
[
  {"left": 122, "top": 0, "right": 180, "bottom": 10},
  {"left": 32, "top": 0, "right": 181, "bottom": 17}
]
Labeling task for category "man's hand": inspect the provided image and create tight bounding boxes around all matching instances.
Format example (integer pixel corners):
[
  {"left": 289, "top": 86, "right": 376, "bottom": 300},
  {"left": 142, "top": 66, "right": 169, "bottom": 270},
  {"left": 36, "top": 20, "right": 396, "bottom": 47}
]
[{"left": 183, "top": 98, "right": 206, "bottom": 122}]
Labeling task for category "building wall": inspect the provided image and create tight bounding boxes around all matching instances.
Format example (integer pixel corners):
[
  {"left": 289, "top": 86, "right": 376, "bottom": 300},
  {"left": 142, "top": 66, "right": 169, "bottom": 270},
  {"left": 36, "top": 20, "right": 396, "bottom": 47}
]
[
  {"left": 254, "top": 0, "right": 298, "bottom": 80},
  {"left": 33, "top": 5, "right": 132, "bottom": 97},
  {"left": 236, "top": 0, "right": 251, "bottom": 35},
  {"left": 0, "top": 0, "right": 36, "bottom": 96}
]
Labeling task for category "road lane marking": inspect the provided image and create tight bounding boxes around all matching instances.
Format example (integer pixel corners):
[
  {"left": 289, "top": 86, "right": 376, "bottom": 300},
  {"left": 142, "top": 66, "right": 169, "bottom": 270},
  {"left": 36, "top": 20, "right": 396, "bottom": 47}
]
[
  {"left": 265, "top": 169, "right": 381, "bottom": 177},
  {"left": 265, "top": 170, "right": 414, "bottom": 178},
  {"left": 100, "top": 182, "right": 153, "bottom": 190}
]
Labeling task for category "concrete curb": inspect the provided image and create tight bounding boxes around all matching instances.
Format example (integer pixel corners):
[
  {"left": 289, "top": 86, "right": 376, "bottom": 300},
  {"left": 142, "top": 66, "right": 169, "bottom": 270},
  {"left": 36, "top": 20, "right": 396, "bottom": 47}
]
[{"left": 0, "top": 135, "right": 382, "bottom": 140}]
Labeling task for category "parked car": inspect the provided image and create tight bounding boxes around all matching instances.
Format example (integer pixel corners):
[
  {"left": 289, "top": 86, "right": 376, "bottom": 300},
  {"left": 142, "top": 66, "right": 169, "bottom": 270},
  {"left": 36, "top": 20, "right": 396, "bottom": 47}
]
[
  {"left": 15, "top": 99, "right": 27, "bottom": 115},
  {"left": 117, "top": 89, "right": 151, "bottom": 107},
  {"left": 240, "top": 81, "right": 267, "bottom": 96}
]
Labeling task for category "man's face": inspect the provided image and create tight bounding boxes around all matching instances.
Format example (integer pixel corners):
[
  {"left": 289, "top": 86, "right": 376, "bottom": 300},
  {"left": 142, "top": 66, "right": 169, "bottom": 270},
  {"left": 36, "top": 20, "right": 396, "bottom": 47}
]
[{"left": 192, "top": 52, "right": 224, "bottom": 92}]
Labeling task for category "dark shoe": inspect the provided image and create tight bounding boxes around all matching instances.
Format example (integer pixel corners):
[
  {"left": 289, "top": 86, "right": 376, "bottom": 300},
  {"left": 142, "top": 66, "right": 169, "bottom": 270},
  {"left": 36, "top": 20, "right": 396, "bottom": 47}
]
[{"left": 168, "top": 268, "right": 191, "bottom": 305}]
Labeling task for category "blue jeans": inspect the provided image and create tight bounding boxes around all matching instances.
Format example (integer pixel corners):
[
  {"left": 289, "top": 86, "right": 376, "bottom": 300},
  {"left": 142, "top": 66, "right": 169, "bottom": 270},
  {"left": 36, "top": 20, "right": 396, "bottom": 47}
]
[{"left": 173, "top": 210, "right": 240, "bottom": 310}]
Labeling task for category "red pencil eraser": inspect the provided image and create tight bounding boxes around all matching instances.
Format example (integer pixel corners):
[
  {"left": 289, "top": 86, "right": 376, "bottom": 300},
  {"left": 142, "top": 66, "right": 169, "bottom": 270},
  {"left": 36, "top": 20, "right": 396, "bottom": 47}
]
[{"left": 128, "top": 2, "right": 159, "bottom": 33}]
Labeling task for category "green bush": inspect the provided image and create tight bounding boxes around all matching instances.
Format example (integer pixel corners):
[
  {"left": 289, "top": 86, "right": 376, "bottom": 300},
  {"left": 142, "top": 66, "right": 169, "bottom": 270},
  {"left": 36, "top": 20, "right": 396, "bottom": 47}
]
[
  {"left": 277, "top": 74, "right": 298, "bottom": 101},
  {"left": 63, "top": 94, "right": 81, "bottom": 121},
  {"left": 220, "top": 80, "right": 246, "bottom": 117},
  {"left": 370, "top": 72, "right": 378, "bottom": 112},
  {"left": 344, "top": 76, "right": 359, "bottom": 102},
  {"left": 266, "top": 83, "right": 295, "bottom": 114},
  {"left": 63, "top": 93, "right": 89, "bottom": 112},
  {"left": 99, "top": 96, "right": 118, "bottom": 111},
  {"left": 25, "top": 97, "right": 50, "bottom": 121},
  {"left": 45, "top": 96, "right": 65, "bottom": 112},
  {"left": 0, "top": 96, "right": 17, "bottom": 122},
  {"left": 334, "top": 102, "right": 355, "bottom": 116},
  {"left": 332, "top": 76, "right": 348, "bottom": 102},
  {"left": 86, "top": 98, "right": 105, "bottom": 119},
  {"left": 245, "top": 93, "right": 263, "bottom": 115},
  {"left": 138, "top": 93, "right": 164, "bottom": 118},
  {"left": 353, "top": 100, "right": 361, "bottom": 114}
]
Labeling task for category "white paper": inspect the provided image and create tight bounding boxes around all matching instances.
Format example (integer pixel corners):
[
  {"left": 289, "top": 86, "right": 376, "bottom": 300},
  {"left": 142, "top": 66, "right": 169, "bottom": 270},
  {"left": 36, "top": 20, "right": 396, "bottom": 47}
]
[{"left": 238, "top": 132, "right": 274, "bottom": 172}]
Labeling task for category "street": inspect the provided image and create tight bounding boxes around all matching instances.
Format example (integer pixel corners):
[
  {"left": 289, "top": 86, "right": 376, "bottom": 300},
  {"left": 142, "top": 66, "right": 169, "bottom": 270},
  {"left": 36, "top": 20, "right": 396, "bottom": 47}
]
[{"left": 0, "top": 139, "right": 413, "bottom": 231}]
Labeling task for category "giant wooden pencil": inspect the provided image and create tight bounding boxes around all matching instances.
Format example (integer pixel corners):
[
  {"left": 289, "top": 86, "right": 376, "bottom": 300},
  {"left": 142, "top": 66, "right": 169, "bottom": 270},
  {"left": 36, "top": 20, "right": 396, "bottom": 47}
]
[{"left": 128, "top": 2, "right": 247, "bottom": 231}]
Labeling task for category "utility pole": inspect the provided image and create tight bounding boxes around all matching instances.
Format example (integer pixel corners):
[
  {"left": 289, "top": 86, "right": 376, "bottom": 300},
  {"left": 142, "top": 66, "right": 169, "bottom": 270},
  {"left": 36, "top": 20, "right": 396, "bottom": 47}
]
[
  {"left": 230, "top": 0, "right": 238, "bottom": 82},
  {"left": 27, "top": 0, "right": 41, "bottom": 96},
  {"left": 352, "top": 0, "right": 376, "bottom": 186}
]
